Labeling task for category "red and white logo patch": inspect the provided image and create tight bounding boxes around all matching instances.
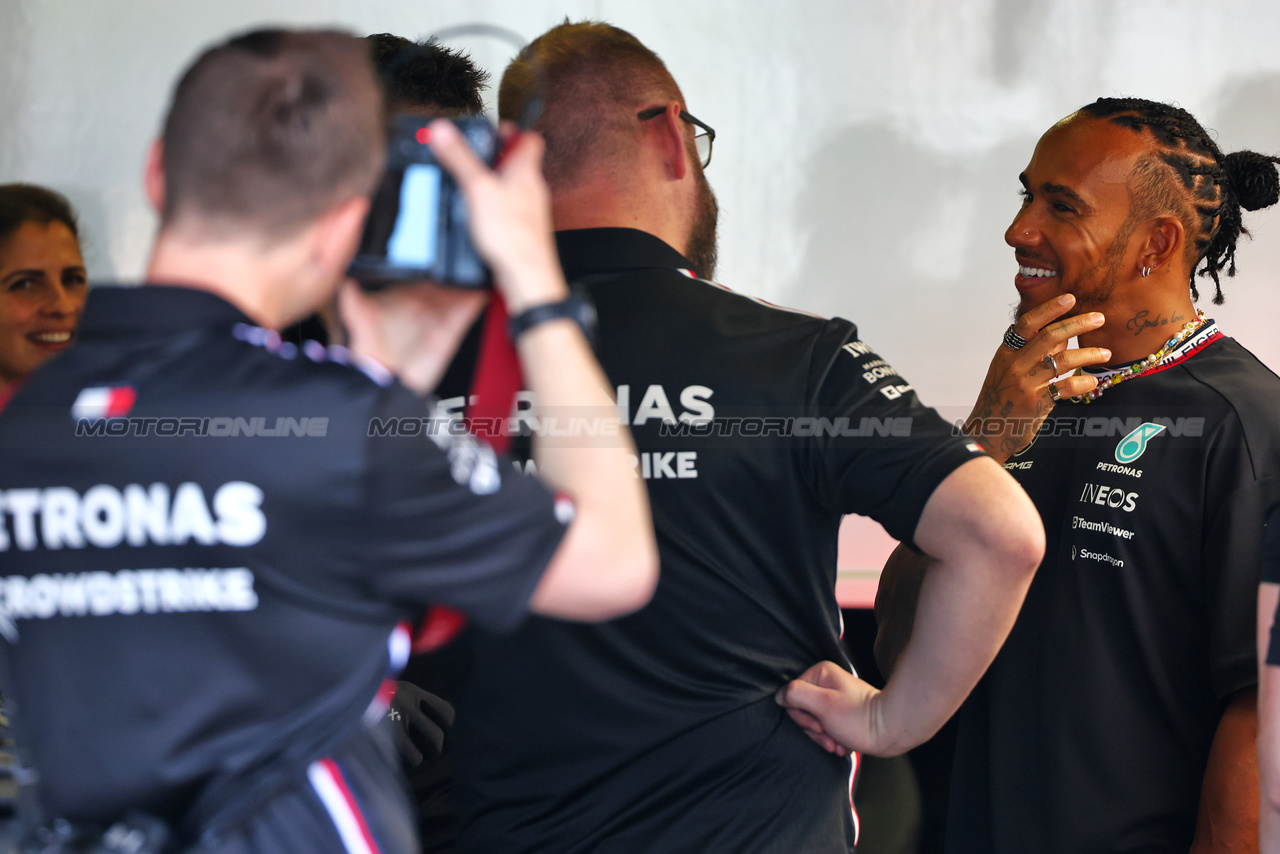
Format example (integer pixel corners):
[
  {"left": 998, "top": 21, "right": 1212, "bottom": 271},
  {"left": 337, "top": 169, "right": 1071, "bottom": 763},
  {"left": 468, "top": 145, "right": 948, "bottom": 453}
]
[{"left": 71, "top": 386, "right": 137, "bottom": 421}]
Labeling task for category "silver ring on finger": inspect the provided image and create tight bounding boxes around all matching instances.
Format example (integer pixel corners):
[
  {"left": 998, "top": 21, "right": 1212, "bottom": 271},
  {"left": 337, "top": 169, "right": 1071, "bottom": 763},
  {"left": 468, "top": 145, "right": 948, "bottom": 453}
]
[
  {"left": 1043, "top": 353, "right": 1058, "bottom": 374},
  {"left": 1003, "top": 324, "right": 1028, "bottom": 350},
  {"left": 1048, "top": 382, "right": 1062, "bottom": 402}
]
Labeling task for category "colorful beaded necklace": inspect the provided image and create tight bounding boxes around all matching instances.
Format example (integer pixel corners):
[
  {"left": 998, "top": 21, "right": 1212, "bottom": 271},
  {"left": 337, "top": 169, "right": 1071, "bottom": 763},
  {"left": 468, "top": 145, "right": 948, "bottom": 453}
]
[{"left": 1071, "top": 310, "right": 1208, "bottom": 404}]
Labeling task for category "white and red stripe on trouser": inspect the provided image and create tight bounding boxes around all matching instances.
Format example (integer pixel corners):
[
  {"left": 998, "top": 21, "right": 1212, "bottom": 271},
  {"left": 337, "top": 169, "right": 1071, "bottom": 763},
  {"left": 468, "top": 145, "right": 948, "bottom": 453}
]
[
  {"left": 849, "top": 750, "right": 862, "bottom": 846},
  {"left": 308, "top": 757, "right": 383, "bottom": 854}
]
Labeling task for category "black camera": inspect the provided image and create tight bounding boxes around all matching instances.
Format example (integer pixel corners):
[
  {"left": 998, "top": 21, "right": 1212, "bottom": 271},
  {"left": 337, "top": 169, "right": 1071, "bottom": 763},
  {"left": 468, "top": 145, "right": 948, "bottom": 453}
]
[{"left": 350, "top": 114, "right": 500, "bottom": 290}]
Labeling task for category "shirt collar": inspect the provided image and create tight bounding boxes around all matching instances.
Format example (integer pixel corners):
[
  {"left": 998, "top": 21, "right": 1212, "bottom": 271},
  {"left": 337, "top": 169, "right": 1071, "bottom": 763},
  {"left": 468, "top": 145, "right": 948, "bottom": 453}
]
[
  {"left": 76, "top": 284, "right": 255, "bottom": 340},
  {"left": 1081, "top": 319, "right": 1221, "bottom": 381},
  {"left": 554, "top": 228, "right": 696, "bottom": 278}
]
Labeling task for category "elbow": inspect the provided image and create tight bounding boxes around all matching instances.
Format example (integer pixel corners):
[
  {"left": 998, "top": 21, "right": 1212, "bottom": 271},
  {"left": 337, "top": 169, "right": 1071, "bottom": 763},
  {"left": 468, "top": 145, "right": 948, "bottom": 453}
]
[
  {"left": 624, "top": 538, "right": 660, "bottom": 614},
  {"left": 1263, "top": 747, "right": 1280, "bottom": 822},
  {"left": 594, "top": 492, "right": 660, "bottom": 618},
  {"left": 1002, "top": 513, "right": 1045, "bottom": 579},
  {"left": 579, "top": 530, "right": 659, "bottom": 622},
  {"left": 1266, "top": 774, "right": 1280, "bottom": 819},
  {"left": 982, "top": 493, "right": 1045, "bottom": 583},
  {"left": 531, "top": 502, "right": 659, "bottom": 623},
  {"left": 602, "top": 533, "right": 660, "bottom": 619}
]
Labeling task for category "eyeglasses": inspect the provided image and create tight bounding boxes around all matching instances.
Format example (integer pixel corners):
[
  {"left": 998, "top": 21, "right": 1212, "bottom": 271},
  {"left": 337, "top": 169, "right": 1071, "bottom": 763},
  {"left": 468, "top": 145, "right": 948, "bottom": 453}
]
[{"left": 637, "top": 106, "right": 715, "bottom": 168}]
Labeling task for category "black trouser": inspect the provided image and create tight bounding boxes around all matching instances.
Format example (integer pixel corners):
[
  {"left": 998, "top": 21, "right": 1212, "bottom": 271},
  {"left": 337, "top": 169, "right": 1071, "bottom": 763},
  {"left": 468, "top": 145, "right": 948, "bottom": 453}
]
[{"left": 215, "top": 724, "right": 418, "bottom": 854}]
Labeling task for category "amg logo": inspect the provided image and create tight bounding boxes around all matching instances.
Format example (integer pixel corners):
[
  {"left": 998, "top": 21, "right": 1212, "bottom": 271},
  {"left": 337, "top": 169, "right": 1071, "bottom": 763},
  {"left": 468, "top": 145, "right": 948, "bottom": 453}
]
[{"left": 1079, "top": 483, "right": 1138, "bottom": 512}]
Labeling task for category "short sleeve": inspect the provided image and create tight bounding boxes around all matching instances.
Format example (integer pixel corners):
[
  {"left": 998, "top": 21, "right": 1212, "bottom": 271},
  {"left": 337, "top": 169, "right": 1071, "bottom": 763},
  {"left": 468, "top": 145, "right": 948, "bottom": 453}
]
[
  {"left": 802, "top": 322, "right": 985, "bottom": 548},
  {"left": 1205, "top": 477, "right": 1279, "bottom": 698},
  {"left": 357, "top": 387, "right": 566, "bottom": 632}
]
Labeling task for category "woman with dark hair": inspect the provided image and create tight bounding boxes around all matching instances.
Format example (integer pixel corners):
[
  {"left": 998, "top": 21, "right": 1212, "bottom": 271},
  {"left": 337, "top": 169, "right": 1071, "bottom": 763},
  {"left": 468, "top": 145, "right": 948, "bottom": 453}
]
[{"left": 0, "top": 183, "right": 87, "bottom": 402}]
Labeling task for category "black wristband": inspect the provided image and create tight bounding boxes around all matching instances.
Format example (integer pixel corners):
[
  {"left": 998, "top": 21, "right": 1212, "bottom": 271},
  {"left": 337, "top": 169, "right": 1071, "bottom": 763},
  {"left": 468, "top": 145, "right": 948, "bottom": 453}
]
[{"left": 508, "top": 288, "right": 598, "bottom": 345}]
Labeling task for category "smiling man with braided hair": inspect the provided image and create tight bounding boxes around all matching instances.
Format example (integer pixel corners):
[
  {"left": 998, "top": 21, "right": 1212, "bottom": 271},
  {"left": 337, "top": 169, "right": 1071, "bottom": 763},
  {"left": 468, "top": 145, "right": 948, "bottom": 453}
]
[{"left": 790, "top": 98, "right": 1280, "bottom": 852}]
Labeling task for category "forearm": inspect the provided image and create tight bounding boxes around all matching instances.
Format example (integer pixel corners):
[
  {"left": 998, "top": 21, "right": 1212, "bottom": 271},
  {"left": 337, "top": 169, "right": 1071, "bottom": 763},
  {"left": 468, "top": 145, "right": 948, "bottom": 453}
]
[
  {"left": 511, "top": 274, "right": 656, "bottom": 619},
  {"left": 416, "top": 121, "right": 657, "bottom": 619},
  {"left": 869, "top": 529, "right": 1036, "bottom": 755},
  {"left": 1191, "top": 689, "right": 1258, "bottom": 854},
  {"left": 514, "top": 316, "right": 642, "bottom": 517},
  {"left": 494, "top": 239, "right": 642, "bottom": 510},
  {"left": 777, "top": 459, "right": 1041, "bottom": 756}
]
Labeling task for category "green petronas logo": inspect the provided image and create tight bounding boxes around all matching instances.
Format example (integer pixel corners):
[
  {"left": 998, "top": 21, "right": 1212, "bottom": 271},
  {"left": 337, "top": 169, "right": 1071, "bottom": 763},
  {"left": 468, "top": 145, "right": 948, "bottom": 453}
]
[{"left": 1115, "top": 422, "right": 1167, "bottom": 464}]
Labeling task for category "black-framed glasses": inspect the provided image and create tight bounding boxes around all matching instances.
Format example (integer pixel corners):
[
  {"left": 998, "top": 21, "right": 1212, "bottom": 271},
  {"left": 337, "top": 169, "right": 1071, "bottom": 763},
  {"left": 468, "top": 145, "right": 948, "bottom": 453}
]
[{"left": 637, "top": 106, "right": 715, "bottom": 168}]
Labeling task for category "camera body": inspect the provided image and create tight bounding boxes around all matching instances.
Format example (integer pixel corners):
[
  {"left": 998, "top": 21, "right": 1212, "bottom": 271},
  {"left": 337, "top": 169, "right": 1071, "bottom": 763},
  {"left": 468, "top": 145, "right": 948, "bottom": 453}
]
[{"left": 350, "top": 114, "right": 500, "bottom": 290}]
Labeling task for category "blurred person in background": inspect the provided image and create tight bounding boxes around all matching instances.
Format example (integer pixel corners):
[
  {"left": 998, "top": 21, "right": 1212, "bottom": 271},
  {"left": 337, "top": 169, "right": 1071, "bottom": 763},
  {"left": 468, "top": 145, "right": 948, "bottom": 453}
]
[
  {"left": 0, "top": 27, "right": 655, "bottom": 853},
  {"left": 281, "top": 31, "right": 494, "bottom": 853},
  {"left": 0, "top": 184, "right": 86, "bottom": 408},
  {"left": 284, "top": 32, "right": 489, "bottom": 349}
]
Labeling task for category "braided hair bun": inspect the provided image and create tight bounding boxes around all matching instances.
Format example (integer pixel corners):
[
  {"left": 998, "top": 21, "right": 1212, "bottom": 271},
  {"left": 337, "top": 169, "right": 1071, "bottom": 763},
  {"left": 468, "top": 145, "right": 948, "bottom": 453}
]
[{"left": 1223, "top": 150, "right": 1280, "bottom": 211}]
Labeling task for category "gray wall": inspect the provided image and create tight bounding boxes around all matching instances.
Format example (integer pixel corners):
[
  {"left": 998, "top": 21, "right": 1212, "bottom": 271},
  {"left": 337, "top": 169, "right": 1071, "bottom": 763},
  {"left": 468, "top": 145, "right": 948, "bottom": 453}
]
[{"left": 5, "top": 0, "right": 1279, "bottom": 413}]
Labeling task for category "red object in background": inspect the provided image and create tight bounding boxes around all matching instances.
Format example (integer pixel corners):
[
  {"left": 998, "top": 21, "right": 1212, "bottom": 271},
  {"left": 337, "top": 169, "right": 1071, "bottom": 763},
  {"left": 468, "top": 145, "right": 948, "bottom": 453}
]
[
  {"left": 0, "top": 382, "right": 17, "bottom": 415},
  {"left": 464, "top": 294, "right": 520, "bottom": 453},
  {"left": 835, "top": 515, "right": 898, "bottom": 609},
  {"left": 413, "top": 296, "right": 524, "bottom": 654},
  {"left": 412, "top": 604, "right": 471, "bottom": 655}
]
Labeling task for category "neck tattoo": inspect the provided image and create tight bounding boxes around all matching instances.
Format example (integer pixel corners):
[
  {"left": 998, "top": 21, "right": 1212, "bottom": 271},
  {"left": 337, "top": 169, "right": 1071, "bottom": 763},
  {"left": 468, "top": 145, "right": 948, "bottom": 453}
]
[{"left": 1071, "top": 309, "right": 1208, "bottom": 404}]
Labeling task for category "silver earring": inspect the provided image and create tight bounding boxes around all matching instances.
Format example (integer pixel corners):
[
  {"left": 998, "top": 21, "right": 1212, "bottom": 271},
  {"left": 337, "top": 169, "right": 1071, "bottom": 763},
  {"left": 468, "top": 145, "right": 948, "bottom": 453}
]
[{"left": 1141, "top": 266, "right": 1151, "bottom": 278}]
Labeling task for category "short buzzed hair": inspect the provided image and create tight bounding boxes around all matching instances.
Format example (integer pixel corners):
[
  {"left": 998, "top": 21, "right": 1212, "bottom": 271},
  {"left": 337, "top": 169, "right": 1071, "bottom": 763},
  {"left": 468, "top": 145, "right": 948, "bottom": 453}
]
[
  {"left": 160, "top": 28, "right": 385, "bottom": 240},
  {"left": 499, "top": 21, "right": 682, "bottom": 188}
]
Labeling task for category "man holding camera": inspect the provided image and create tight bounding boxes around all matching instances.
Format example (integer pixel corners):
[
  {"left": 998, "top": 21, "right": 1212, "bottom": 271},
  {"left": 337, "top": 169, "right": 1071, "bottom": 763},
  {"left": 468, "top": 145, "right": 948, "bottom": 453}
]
[
  {"left": 0, "top": 27, "right": 655, "bottom": 853},
  {"left": 442, "top": 21, "right": 1044, "bottom": 854}
]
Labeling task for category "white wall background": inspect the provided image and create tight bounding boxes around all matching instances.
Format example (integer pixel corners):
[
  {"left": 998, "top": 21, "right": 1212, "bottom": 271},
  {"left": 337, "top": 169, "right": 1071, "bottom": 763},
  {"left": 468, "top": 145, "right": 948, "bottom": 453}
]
[{"left": 4, "top": 0, "right": 1279, "bottom": 414}]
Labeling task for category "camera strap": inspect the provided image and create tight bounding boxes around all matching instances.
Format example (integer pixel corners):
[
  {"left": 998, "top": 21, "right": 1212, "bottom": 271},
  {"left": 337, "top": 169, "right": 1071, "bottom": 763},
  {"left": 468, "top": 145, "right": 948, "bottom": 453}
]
[{"left": 464, "top": 292, "right": 520, "bottom": 455}]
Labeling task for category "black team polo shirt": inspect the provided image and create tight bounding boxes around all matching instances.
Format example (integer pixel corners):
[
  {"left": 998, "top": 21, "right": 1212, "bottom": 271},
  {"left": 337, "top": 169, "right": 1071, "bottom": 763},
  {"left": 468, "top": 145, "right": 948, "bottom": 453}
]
[
  {"left": 440, "top": 228, "right": 985, "bottom": 854},
  {"left": 0, "top": 285, "right": 565, "bottom": 851}
]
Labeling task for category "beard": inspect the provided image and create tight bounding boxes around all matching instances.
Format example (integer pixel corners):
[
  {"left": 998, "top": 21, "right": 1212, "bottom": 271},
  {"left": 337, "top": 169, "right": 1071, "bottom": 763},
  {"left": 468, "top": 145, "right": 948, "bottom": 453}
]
[
  {"left": 684, "top": 167, "right": 719, "bottom": 280},
  {"left": 1015, "top": 224, "right": 1131, "bottom": 318}
]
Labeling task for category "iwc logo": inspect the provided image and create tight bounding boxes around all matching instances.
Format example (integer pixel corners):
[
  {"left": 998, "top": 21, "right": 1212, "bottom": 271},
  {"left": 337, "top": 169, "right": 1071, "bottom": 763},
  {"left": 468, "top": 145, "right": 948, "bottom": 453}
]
[{"left": 1114, "top": 422, "right": 1166, "bottom": 464}]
